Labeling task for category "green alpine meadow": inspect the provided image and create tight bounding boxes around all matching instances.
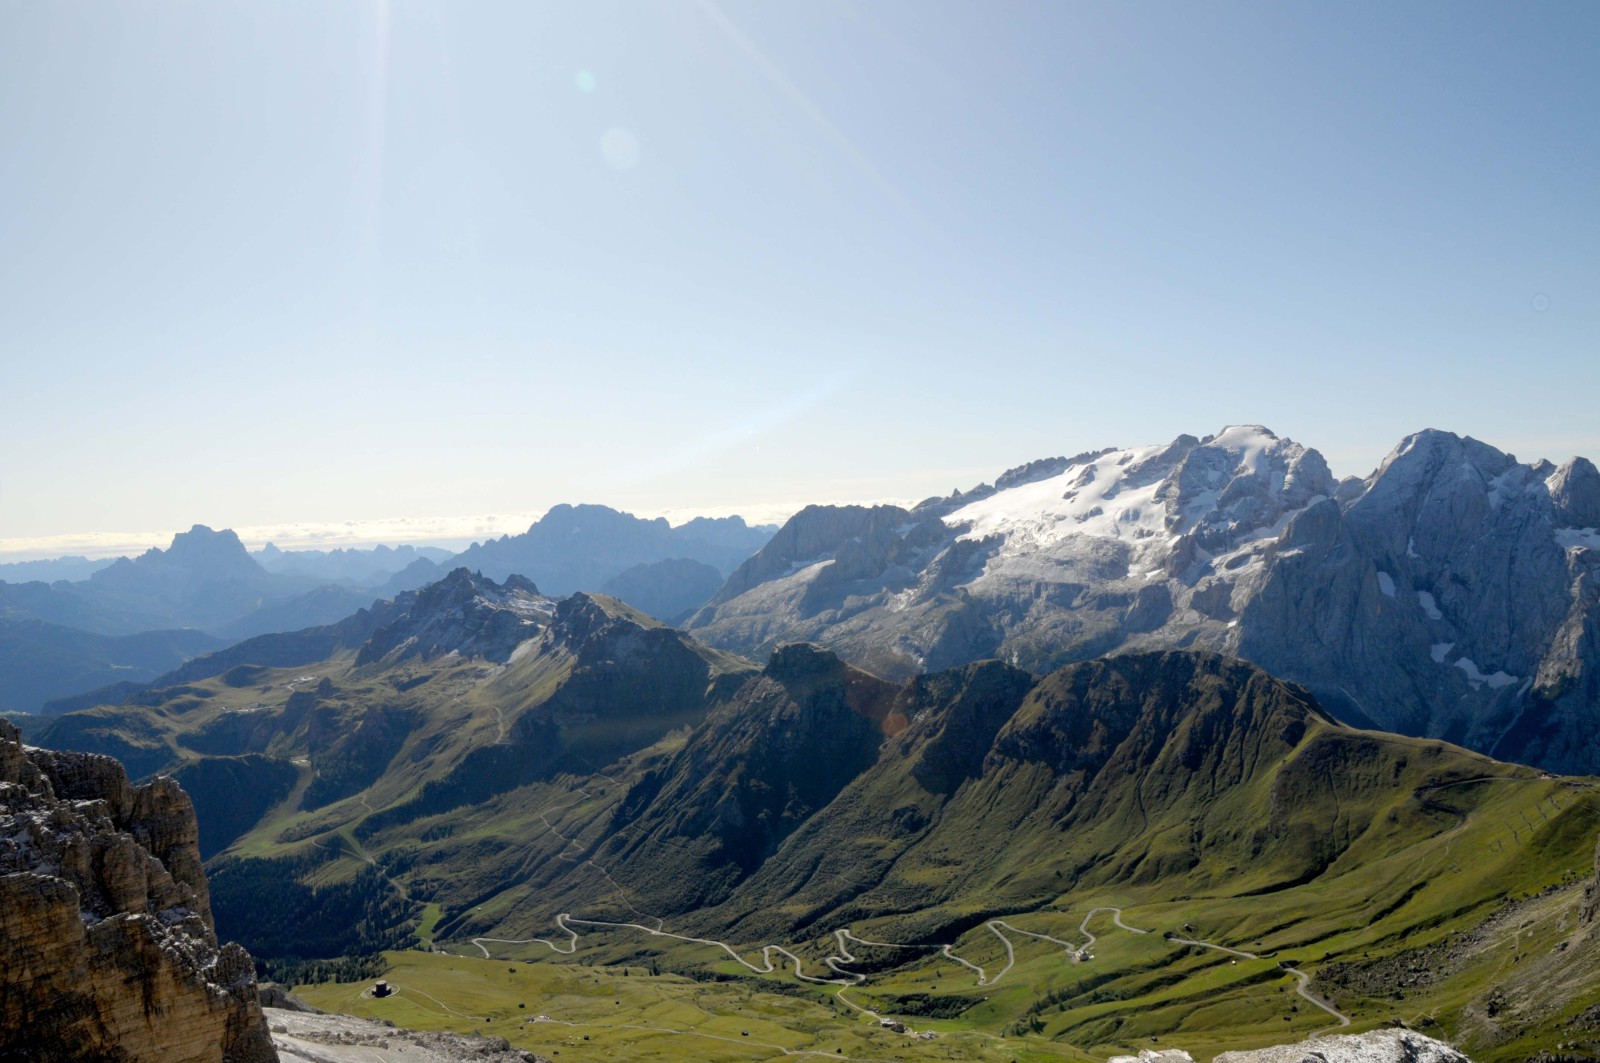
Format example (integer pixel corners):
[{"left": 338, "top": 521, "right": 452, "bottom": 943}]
[{"left": 29, "top": 571, "right": 1600, "bottom": 1060}]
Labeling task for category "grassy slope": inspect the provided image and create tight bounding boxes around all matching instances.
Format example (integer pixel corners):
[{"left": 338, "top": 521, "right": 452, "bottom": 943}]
[
  {"left": 296, "top": 949, "right": 1096, "bottom": 1063},
  {"left": 314, "top": 759, "right": 1596, "bottom": 1061},
  {"left": 289, "top": 657, "right": 1600, "bottom": 1062}
]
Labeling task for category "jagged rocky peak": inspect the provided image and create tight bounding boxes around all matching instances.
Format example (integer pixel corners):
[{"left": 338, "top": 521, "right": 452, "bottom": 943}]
[
  {"left": 993, "top": 651, "right": 1324, "bottom": 783},
  {"left": 1367, "top": 427, "right": 1517, "bottom": 489},
  {"left": 533, "top": 592, "right": 733, "bottom": 678},
  {"left": 545, "top": 590, "right": 661, "bottom": 645},
  {"left": 163, "top": 523, "right": 255, "bottom": 565},
  {"left": 1551, "top": 455, "right": 1600, "bottom": 529},
  {"left": 703, "top": 503, "right": 915, "bottom": 608},
  {"left": 948, "top": 425, "right": 1335, "bottom": 559},
  {"left": 542, "top": 593, "right": 759, "bottom": 697},
  {"left": 759, "top": 642, "right": 904, "bottom": 734},
  {"left": 94, "top": 523, "right": 264, "bottom": 584},
  {"left": 0, "top": 718, "right": 276, "bottom": 1062},
  {"left": 1349, "top": 429, "right": 1527, "bottom": 549},
  {"left": 764, "top": 641, "right": 847, "bottom": 682},
  {"left": 356, "top": 568, "right": 551, "bottom": 667},
  {"left": 411, "top": 566, "right": 542, "bottom": 613}
]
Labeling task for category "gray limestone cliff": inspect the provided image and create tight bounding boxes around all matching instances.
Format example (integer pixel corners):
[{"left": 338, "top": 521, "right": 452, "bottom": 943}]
[
  {"left": 1211, "top": 1029, "right": 1471, "bottom": 1063},
  {"left": 689, "top": 427, "right": 1600, "bottom": 773},
  {"left": 0, "top": 717, "right": 277, "bottom": 1063}
]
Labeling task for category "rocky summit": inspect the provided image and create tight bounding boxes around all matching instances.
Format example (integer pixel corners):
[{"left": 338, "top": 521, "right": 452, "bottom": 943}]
[
  {"left": 689, "top": 426, "right": 1600, "bottom": 773},
  {"left": 0, "top": 718, "right": 277, "bottom": 1063}
]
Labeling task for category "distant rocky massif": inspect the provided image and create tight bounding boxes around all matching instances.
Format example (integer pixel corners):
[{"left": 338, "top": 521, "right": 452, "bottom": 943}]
[
  {"left": 0, "top": 718, "right": 276, "bottom": 1062},
  {"left": 689, "top": 426, "right": 1600, "bottom": 774},
  {"left": 380, "top": 503, "right": 776, "bottom": 598}
]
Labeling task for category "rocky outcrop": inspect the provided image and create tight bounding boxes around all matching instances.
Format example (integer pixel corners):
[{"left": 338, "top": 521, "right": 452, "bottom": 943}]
[
  {"left": 1584, "top": 832, "right": 1600, "bottom": 926},
  {"left": 1212, "top": 1029, "right": 1471, "bottom": 1063},
  {"left": 267, "top": 1008, "right": 547, "bottom": 1063},
  {"left": 440, "top": 503, "right": 776, "bottom": 596},
  {"left": 356, "top": 568, "right": 549, "bottom": 666},
  {"left": 0, "top": 718, "right": 277, "bottom": 1062}
]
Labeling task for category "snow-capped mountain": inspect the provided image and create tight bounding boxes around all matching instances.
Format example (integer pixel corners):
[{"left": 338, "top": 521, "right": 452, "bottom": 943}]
[{"left": 688, "top": 426, "right": 1600, "bottom": 773}]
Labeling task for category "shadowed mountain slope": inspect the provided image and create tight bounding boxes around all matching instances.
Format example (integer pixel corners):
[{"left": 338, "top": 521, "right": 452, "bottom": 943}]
[{"left": 0, "top": 618, "right": 224, "bottom": 714}]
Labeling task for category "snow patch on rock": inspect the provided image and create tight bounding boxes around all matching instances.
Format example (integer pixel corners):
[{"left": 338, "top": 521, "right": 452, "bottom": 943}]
[
  {"left": 1454, "top": 657, "right": 1518, "bottom": 691},
  {"left": 1556, "top": 527, "right": 1600, "bottom": 551},
  {"left": 1417, "top": 590, "right": 1443, "bottom": 620}
]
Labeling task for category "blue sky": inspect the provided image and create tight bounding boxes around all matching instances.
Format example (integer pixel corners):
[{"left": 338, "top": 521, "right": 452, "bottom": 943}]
[{"left": 2, "top": 1, "right": 1596, "bottom": 556}]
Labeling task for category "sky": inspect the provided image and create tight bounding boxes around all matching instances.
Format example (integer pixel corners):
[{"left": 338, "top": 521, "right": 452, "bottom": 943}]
[{"left": 2, "top": 1, "right": 1597, "bottom": 559}]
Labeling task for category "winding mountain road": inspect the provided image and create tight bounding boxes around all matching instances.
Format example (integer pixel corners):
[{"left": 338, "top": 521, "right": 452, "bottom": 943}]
[
  {"left": 1167, "top": 934, "right": 1350, "bottom": 1033},
  {"left": 462, "top": 785, "right": 1345, "bottom": 1038},
  {"left": 1072, "top": 906, "right": 1150, "bottom": 958},
  {"left": 472, "top": 905, "right": 1350, "bottom": 1039}
]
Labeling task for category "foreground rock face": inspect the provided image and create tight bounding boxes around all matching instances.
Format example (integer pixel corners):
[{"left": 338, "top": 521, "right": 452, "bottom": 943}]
[
  {"left": 0, "top": 718, "right": 277, "bottom": 1063},
  {"left": 1213, "top": 1029, "right": 1472, "bottom": 1063}
]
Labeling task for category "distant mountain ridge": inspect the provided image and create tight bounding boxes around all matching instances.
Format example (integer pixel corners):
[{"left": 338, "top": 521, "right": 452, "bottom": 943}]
[
  {"left": 599, "top": 557, "right": 726, "bottom": 622},
  {"left": 253, "top": 541, "right": 454, "bottom": 585},
  {"left": 0, "top": 554, "right": 113, "bottom": 583},
  {"left": 0, "top": 525, "right": 372, "bottom": 639},
  {"left": 383, "top": 504, "right": 777, "bottom": 597},
  {"left": 2, "top": 505, "right": 777, "bottom": 715},
  {"left": 688, "top": 426, "right": 1600, "bottom": 773},
  {"left": 0, "top": 619, "right": 224, "bottom": 715}
]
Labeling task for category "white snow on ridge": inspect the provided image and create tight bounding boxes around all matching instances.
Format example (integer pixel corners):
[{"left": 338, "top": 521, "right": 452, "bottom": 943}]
[
  {"left": 1377, "top": 572, "right": 1396, "bottom": 597},
  {"left": 944, "top": 426, "right": 1295, "bottom": 555},
  {"left": 1556, "top": 527, "right": 1600, "bottom": 550},
  {"left": 1430, "top": 642, "right": 1454, "bottom": 663},
  {"left": 945, "top": 444, "right": 1170, "bottom": 548},
  {"left": 1454, "top": 657, "right": 1518, "bottom": 691}
]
